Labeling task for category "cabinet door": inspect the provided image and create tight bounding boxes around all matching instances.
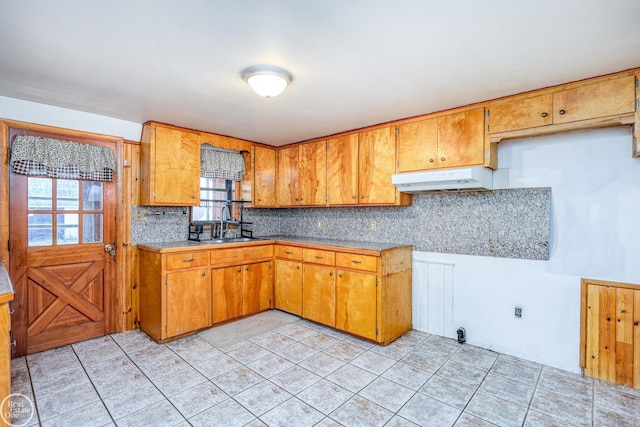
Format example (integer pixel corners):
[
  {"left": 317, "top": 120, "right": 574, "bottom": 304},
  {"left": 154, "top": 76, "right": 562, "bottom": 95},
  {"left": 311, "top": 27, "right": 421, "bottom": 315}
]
[
  {"left": 336, "top": 270, "right": 377, "bottom": 340},
  {"left": 396, "top": 118, "right": 438, "bottom": 172},
  {"left": 553, "top": 76, "right": 636, "bottom": 124},
  {"left": 165, "top": 269, "right": 211, "bottom": 337},
  {"left": 277, "top": 146, "right": 298, "bottom": 207},
  {"left": 275, "top": 259, "right": 303, "bottom": 316},
  {"left": 302, "top": 264, "right": 336, "bottom": 327},
  {"left": 298, "top": 141, "right": 327, "bottom": 206},
  {"left": 358, "top": 127, "right": 396, "bottom": 204},
  {"left": 243, "top": 261, "right": 272, "bottom": 315},
  {"left": 153, "top": 125, "right": 201, "bottom": 205},
  {"left": 489, "top": 95, "right": 553, "bottom": 134},
  {"left": 212, "top": 266, "right": 243, "bottom": 323},
  {"left": 254, "top": 146, "right": 277, "bottom": 207},
  {"left": 327, "top": 134, "right": 359, "bottom": 205},
  {"left": 437, "top": 108, "right": 485, "bottom": 168},
  {"left": 583, "top": 283, "right": 637, "bottom": 388}
]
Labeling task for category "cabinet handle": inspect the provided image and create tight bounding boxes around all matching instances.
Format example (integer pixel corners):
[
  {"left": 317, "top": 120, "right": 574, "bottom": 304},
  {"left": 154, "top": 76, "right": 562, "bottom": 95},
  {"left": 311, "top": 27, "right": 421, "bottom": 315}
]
[
  {"left": 182, "top": 258, "right": 195, "bottom": 263},
  {"left": 201, "top": 272, "right": 206, "bottom": 277},
  {"left": 351, "top": 260, "right": 362, "bottom": 264},
  {"left": 329, "top": 272, "right": 333, "bottom": 276},
  {"left": 440, "top": 157, "right": 445, "bottom": 161},
  {"left": 360, "top": 195, "right": 365, "bottom": 199},
  {"left": 352, "top": 195, "right": 356, "bottom": 199},
  {"left": 429, "top": 158, "right": 434, "bottom": 163},
  {"left": 246, "top": 267, "right": 250, "bottom": 271},
  {"left": 541, "top": 112, "right": 548, "bottom": 118},
  {"left": 315, "top": 255, "right": 324, "bottom": 259},
  {"left": 297, "top": 265, "right": 300, "bottom": 270},
  {"left": 559, "top": 109, "right": 566, "bottom": 115},
  {"left": 285, "top": 251, "right": 293, "bottom": 254},
  {"left": 635, "top": 321, "right": 639, "bottom": 326},
  {"left": 191, "top": 195, "right": 196, "bottom": 199},
  {"left": 237, "top": 268, "right": 242, "bottom": 272},
  {"left": 338, "top": 273, "right": 342, "bottom": 278}
]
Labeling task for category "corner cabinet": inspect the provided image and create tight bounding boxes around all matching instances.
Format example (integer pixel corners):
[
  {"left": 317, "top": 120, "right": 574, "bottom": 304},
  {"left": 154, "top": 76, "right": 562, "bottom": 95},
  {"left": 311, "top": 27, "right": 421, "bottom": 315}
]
[{"left": 140, "top": 122, "right": 201, "bottom": 206}]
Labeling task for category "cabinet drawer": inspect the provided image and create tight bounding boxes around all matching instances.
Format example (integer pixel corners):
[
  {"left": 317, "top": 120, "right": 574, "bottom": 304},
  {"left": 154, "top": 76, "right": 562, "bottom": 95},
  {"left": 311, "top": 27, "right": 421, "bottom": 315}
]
[
  {"left": 275, "top": 245, "right": 303, "bottom": 260},
  {"left": 166, "top": 251, "right": 209, "bottom": 270},
  {"left": 336, "top": 252, "right": 378, "bottom": 272},
  {"left": 303, "top": 248, "right": 335, "bottom": 266},
  {"left": 212, "top": 244, "right": 273, "bottom": 264}
]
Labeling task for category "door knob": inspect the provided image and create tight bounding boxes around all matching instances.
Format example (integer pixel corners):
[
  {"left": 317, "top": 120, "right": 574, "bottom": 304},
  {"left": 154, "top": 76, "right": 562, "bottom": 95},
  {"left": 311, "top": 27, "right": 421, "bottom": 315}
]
[{"left": 104, "top": 244, "right": 116, "bottom": 256}]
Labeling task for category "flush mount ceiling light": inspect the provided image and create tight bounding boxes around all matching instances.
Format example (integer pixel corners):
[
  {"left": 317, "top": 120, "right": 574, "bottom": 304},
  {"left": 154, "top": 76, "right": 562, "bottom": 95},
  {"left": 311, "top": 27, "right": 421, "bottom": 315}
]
[{"left": 241, "top": 65, "right": 292, "bottom": 98}]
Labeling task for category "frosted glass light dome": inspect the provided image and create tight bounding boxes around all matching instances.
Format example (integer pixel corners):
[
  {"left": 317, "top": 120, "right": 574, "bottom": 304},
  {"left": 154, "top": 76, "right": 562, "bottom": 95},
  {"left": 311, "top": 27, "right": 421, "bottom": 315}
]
[{"left": 242, "top": 65, "right": 292, "bottom": 98}]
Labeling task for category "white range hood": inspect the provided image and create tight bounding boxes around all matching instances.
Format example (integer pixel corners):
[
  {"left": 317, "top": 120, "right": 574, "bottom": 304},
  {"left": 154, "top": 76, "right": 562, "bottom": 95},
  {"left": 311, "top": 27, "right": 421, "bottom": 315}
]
[{"left": 392, "top": 166, "right": 494, "bottom": 192}]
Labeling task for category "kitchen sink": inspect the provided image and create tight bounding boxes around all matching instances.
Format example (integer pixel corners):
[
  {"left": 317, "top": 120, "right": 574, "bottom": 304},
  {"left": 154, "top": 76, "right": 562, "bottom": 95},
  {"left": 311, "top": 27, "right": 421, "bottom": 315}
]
[{"left": 205, "top": 237, "right": 259, "bottom": 244}]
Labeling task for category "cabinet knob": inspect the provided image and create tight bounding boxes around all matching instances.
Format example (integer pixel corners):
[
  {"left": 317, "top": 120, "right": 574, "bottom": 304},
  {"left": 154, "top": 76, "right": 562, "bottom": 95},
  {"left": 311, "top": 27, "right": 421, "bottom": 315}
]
[
  {"left": 541, "top": 112, "right": 548, "bottom": 118},
  {"left": 329, "top": 272, "right": 333, "bottom": 276},
  {"left": 635, "top": 321, "right": 639, "bottom": 326},
  {"left": 360, "top": 195, "right": 365, "bottom": 199},
  {"left": 559, "top": 109, "right": 566, "bottom": 115},
  {"left": 10, "top": 340, "right": 16, "bottom": 347},
  {"left": 352, "top": 195, "right": 356, "bottom": 199},
  {"left": 338, "top": 273, "right": 342, "bottom": 278},
  {"left": 246, "top": 267, "right": 250, "bottom": 271},
  {"left": 191, "top": 195, "right": 196, "bottom": 199},
  {"left": 201, "top": 272, "right": 206, "bottom": 277},
  {"left": 237, "top": 268, "right": 242, "bottom": 272},
  {"left": 296, "top": 265, "right": 300, "bottom": 270},
  {"left": 429, "top": 158, "right": 434, "bottom": 163},
  {"left": 440, "top": 157, "right": 445, "bottom": 161}
]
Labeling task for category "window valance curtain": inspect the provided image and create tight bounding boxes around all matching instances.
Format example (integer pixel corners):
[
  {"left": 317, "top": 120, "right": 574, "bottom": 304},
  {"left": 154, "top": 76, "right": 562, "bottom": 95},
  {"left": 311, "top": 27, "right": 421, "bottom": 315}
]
[
  {"left": 200, "top": 146, "right": 245, "bottom": 181},
  {"left": 10, "top": 135, "right": 116, "bottom": 182}
]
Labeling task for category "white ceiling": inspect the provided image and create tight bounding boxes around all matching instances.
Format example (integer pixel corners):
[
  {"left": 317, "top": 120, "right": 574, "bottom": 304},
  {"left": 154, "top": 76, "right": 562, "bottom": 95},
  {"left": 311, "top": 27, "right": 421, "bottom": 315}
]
[{"left": 1, "top": 1, "right": 639, "bottom": 146}]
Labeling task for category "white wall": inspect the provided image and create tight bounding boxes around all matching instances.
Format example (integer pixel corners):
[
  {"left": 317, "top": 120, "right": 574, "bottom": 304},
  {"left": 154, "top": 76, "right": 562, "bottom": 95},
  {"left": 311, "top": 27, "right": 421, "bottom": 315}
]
[
  {"left": 0, "top": 96, "right": 142, "bottom": 140},
  {"left": 414, "top": 126, "right": 640, "bottom": 373}
]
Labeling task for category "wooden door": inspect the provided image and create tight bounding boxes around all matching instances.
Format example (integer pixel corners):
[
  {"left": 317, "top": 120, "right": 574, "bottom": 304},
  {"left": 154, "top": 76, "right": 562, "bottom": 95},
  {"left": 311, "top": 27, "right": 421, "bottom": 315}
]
[
  {"left": 212, "top": 266, "right": 243, "bottom": 323},
  {"left": 277, "top": 146, "right": 298, "bottom": 206},
  {"left": 302, "top": 264, "right": 335, "bottom": 327},
  {"left": 166, "top": 268, "right": 211, "bottom": 337},
  {"left": 489, "top": 95, "right": 553, "bottom": 134},
  {"left": 274, "top": 259, "right": 302, "bottom": 315},
  {"left": 297, "top": 141, "right": 327, "bottom": 206},
  {"left": 327, "top": 134, "right": 359, "bottom": 205},
  {"left": 243, "top": 261, "right": 272, "bottom": 315},
  {"left": 9, "top": 130, "right": 117, "bottom": 357},
  {"left": 253, "top": 146, "right": 278, "bottom": 207},
  {"left": 358, "top": 127, "right": 396, "bottom": 204},
  {"left": 396, "top": 118, "right": 438, "bottom": 172},
  {"left": 336, "top": 270, "right": 377, "bottom": 340},
  {"left": 553, "top": 76, "right": 636, "bottom": 124},
  {"left": 437, "top": 108, "right": 486, "bottom": 168}
]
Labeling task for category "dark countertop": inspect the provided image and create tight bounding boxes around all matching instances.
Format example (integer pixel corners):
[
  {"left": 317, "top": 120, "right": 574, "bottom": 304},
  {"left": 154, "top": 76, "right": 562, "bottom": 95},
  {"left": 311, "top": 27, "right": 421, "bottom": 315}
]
[{"left": 138, "top": 236, "right": 410, "bottom": 253}]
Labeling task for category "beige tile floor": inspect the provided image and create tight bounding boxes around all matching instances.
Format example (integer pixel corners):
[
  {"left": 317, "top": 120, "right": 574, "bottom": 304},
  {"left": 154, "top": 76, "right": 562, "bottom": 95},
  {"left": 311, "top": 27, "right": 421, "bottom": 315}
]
[{"left": 9, "top": 311, "right": 640, "bottom": 427}]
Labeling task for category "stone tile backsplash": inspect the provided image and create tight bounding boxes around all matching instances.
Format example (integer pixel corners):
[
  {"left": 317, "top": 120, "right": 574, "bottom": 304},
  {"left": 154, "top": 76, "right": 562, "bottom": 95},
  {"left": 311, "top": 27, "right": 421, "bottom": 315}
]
[{"left": 131, "top": 188, "right": 551, "bottom": 260}]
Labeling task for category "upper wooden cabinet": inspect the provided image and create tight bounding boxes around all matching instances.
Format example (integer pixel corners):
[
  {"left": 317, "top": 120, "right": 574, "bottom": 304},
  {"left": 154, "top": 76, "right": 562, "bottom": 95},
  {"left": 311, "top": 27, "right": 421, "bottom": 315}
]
[
  {"left": 358, "top": 127, "right": 399, "bottom": 205},
  {"left": 140, "top": 122, "right": 200, "bottom": 206},
  {"left": 396, "top": 108, "right": 486, "bottom": 172},
  {"left": 277, "top": 141, "right": 327, "bottom": 206},
  {"left": 327, "top": 134, "right": 359, "bottom": 205},
  {"left": 490, "top": 75, "right": 636, "bottom": 136},
  {"left": 253, "top": 145, "right": 277, "bottom": 207}
]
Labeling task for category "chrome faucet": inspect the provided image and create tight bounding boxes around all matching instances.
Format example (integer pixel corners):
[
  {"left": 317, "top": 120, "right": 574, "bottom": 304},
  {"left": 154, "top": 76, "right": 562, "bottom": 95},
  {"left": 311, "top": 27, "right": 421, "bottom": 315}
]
[{"left": 219, "top": 204, "right": 229, "bottom": 239}]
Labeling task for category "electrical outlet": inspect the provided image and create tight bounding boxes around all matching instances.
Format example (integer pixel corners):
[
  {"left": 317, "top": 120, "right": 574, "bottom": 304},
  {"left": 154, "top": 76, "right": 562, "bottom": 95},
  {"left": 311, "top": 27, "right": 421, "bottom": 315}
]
[
  {"left": 317, "top": 219, "right": 326, "bottom": 229},
  {"left": 135, "top": 208, "right": 148, "bottom": 221},
  {"left": 515, "top": 306, "right": 523, "bottom": 318},
  {"left": 369, "top": 219, "right": 377, "bottom": 232}
]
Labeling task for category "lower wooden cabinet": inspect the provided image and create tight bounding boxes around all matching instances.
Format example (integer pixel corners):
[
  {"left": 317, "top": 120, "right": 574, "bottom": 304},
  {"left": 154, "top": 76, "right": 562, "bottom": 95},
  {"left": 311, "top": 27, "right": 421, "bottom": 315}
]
[
  {"left": 302, "top": 264, "right": 336, "bottom": 327},
  {"left": 212, "top": 261, "right": 272, "bottom": 323},
  {"left": 580, "top": 278, "right": 640, "bottom": 389},
  {"left": 336, "top": 270, "right": 377, "bottom": 340},
  {"left": 274, "top": 259, "right": 303, "bottom": 316},
  {"left": 166, "top": 268, "right": 211, "bottom": 337}
]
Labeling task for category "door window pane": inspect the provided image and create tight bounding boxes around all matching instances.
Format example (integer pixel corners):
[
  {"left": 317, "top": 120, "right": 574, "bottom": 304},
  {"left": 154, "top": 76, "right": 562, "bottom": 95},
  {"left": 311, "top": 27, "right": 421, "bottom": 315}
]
[
  {"left": 57, "top": 213, "right": 79, "bottom": 244},
  {"left": 28, "top": 177, "right": 52, "bottom": 210},
  {"left": 82, "top": 181, "right": 103, "bottom": 210},
  {"left": 57, "top": 180, "right": 79, "bottom": 210},
  {"left": 28, "top": 214, "right": 52, "bottom": 246},
  {"left": 83, "top": 214, "right": 103, "bottom": 243}
]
